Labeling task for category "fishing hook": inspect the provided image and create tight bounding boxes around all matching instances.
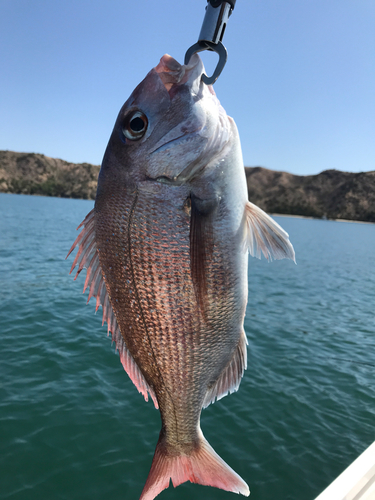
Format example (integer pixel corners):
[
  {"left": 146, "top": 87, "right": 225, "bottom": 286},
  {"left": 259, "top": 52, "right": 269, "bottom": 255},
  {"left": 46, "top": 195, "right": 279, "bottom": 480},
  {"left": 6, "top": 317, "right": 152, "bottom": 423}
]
[{"left": 184, "top": 0, "right": 236, "bottom": 85}]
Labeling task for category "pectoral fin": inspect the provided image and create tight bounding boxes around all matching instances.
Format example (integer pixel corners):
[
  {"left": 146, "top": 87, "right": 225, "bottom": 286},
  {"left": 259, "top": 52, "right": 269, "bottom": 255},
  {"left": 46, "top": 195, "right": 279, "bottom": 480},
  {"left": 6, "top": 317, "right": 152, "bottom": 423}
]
[
  {"left": 189, "top": 194, "right": 219, "bottom": 314},
  {"left": 244, "top": 201, "right": 296, "bottom": 262}
]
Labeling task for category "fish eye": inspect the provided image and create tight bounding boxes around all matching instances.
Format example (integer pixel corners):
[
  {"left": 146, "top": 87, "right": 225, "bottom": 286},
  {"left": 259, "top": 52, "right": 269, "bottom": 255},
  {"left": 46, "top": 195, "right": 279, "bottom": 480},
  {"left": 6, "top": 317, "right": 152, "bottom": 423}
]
[{"left": 122, "top": 110, "right": 148, "bottom": 141}]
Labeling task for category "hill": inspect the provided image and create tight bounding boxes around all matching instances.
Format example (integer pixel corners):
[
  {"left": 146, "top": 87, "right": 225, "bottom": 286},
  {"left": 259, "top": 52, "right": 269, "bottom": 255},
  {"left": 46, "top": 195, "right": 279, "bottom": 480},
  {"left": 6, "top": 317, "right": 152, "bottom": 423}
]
[
  {"left": 0, "top": 150, "right": 99, "bottom": 200},
  {"left": 245, "top": 167, "right": 375, "bottom": 222},
  {"left": 1, "top": 150, "right": 374, "bottom": 222}
]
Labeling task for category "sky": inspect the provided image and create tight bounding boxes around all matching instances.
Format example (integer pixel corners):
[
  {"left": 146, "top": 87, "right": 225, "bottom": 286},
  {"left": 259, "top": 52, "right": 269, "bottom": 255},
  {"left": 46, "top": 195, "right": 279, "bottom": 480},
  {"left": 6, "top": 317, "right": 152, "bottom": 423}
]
[{"left": 0, "top": 0, "right": 374, "bottom": 176}]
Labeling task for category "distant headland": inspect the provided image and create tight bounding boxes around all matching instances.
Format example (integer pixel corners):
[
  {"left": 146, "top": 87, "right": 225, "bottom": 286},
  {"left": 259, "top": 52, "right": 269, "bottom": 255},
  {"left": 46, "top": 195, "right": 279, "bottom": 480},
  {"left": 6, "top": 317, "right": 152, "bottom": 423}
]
[{"left": 1, "top": 150, "right": 374, "bottom": 223}]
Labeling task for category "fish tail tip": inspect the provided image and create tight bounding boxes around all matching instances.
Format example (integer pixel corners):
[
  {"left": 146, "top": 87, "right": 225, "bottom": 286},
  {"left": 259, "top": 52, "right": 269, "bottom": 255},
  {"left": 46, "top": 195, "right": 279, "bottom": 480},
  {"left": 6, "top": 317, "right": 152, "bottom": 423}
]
[{"left": 139, "top": 433, "right": 249, "bottom": 500}]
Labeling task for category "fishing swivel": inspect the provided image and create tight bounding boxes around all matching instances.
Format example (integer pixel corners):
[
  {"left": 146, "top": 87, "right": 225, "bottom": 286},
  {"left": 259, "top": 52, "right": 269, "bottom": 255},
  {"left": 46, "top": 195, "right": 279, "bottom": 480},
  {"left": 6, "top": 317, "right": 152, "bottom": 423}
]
[{"left": 184, "top": 0, "right": 236, "bottom": 85}]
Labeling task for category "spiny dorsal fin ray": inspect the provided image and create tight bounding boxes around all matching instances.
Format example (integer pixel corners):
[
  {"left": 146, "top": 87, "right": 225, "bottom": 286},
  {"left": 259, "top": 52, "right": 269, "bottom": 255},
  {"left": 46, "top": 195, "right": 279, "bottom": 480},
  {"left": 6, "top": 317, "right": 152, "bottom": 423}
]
[
  {"left": 244, "top": 201, "right": 296, "bottom": 262},
  {"left": 66, "top": 209, "right": 158, "bottom": 409},
  {"left": 203, "top": 329, "right": 248, "bottom": 408}
]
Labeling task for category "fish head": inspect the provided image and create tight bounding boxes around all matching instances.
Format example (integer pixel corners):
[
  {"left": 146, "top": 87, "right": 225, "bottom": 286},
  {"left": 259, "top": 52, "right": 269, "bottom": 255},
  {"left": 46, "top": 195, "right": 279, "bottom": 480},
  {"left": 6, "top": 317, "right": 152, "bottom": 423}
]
[{"left": 98, "top": 54, "right": 232, "bottom": 190}]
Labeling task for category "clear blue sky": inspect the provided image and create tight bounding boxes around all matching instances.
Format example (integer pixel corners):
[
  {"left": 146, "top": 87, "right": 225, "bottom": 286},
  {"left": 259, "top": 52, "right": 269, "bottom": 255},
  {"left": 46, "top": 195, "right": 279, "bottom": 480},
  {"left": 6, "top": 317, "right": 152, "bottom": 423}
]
[{"left": 1, "top": 0, "right": 374, "bottom": 175}]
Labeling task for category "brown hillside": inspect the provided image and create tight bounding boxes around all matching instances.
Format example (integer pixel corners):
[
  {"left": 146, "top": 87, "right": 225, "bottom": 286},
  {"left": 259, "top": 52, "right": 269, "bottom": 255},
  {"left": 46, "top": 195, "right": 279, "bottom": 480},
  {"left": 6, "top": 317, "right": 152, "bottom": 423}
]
[
  {"left": 0, "top": 150, "right": 100, "bottom": 199},
  {"left": 246, "top": 167, "right": 375, "bottom": 222}
]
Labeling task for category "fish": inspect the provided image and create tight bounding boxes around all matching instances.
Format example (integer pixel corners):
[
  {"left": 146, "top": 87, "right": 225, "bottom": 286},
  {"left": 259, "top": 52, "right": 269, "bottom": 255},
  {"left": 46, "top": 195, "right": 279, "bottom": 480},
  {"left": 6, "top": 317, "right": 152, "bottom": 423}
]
[{"left": 67, "top": 53, "right": 295, "bottom": 500}]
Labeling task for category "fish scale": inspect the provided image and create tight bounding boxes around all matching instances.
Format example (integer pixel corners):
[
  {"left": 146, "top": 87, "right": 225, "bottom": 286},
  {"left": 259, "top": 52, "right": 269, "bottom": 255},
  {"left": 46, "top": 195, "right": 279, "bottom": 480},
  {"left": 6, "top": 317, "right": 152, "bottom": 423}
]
[
  {"left": 97, "top": 183, "right": 245, "bottom": 455},
  {"left": 127, "top": 188, "right": 239, "bottom": 445}
]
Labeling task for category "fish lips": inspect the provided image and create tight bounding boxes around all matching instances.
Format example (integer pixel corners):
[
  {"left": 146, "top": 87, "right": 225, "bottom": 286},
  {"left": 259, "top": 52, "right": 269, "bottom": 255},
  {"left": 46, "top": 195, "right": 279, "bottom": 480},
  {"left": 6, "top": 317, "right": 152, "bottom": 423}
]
[
  {"left": 155, "top": 53, "right": 205, "bottom": 97},
  {"left": 146, "top": 56, "right": 218, "bottom": 184}
]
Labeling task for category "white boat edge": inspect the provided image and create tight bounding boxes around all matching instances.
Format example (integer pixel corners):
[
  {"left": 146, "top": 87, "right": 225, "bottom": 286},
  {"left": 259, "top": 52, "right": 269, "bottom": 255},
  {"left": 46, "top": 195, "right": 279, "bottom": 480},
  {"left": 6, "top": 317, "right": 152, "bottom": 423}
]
[{"left": 314, "top": 441, "right": 375, "bottom": 500}]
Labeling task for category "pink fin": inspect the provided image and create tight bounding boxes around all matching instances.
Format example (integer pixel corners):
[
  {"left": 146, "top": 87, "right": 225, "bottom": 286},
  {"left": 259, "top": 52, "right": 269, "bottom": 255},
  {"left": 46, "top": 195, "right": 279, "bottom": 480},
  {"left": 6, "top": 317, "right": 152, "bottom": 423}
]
[
  {"left": 140, "top": 431, "right": 250, "bottom": 500},
  {"left": 203, "top": 329, "right": 248, "bottom": 408},
  {"left": 67, "top": 210, "right": 158, "bottom": 409},
  {"left": 244, "top": 201, "right": 296, "bottom": 262}
]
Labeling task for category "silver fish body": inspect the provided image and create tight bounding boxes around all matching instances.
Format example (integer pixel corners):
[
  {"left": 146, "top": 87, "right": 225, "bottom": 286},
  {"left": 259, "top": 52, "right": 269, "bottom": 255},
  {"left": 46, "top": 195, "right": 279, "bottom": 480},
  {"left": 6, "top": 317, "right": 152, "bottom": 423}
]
[{"left": 68, "top": 54, "right": 295, "bottom": 500}]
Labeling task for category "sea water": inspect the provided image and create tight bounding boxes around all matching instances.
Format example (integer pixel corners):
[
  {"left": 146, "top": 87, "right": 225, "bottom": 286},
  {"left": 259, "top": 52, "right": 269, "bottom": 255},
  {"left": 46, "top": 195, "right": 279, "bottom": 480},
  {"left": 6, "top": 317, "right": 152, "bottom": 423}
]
[{"left": 1, "top": 193, "right": 374, "bottom": 500}]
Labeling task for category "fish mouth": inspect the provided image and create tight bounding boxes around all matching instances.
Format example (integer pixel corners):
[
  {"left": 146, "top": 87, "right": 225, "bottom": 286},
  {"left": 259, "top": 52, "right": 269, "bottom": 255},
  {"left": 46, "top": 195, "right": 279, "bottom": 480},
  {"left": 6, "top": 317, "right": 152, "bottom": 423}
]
[
  {"left": 146, "top": 54, "right": 226, "bottom": 186},
  {"left": 149, "top": 53, "right": 208, "bottom": 161},
  {"left": 147, "top": 53, "right": 207, "bottom": 180},
  {"left": 148, "top": 161, "right": 206, "bottom": 186},
  {"left": 154, "top": 54, "right": 204, "bottom": 94}
]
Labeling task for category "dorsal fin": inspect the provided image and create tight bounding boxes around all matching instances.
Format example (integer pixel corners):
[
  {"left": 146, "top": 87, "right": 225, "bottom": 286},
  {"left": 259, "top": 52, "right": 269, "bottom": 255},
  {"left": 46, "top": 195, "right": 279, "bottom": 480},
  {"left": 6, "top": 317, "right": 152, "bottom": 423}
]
[
  {"left": 66, "top": 209, "right": 158, "bottom": 409},
  {"left": 203, "top": 329, "right": 248, "bottom": 408},
  {"left": 244, "top": 201, "right": 296, "bottom": 262}
]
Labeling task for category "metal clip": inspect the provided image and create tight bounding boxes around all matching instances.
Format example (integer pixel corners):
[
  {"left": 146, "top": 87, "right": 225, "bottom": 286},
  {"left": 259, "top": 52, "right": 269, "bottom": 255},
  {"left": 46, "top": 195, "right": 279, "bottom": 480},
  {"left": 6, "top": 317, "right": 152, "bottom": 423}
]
[
  {"left": 184, "top": 1, "right": 235, "bottom": 85},
  {"left": 184, "top": 41, "right": 227, "bottom": 85}
]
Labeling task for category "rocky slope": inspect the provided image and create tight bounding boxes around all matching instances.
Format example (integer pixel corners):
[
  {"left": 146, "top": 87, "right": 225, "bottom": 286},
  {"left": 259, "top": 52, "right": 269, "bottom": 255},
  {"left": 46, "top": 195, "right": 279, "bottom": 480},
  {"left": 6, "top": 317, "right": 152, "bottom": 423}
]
[
  {"left": 1, "top": 150, "right": 374, "bottom": 222},
  {"left": 245, "top": 167, "right": 375, "bottom": 222},
  {"left": 0, "top": 150, "right": 99, "bottom": 200}
]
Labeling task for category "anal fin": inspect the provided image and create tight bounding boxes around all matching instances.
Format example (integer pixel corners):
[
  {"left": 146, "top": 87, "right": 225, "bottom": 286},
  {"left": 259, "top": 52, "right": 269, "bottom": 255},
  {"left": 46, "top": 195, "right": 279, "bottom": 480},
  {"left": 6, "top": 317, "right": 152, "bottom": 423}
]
[{"left": 203, "top": 329, "right": 248, "bottom": 408}]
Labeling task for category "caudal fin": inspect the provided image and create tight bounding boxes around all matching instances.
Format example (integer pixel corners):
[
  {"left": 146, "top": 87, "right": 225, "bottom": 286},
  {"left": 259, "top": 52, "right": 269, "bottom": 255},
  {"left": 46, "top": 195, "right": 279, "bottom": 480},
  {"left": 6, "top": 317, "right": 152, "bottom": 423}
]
[{"left": 139, "top": 431, "right": 250, "bottom": 500}]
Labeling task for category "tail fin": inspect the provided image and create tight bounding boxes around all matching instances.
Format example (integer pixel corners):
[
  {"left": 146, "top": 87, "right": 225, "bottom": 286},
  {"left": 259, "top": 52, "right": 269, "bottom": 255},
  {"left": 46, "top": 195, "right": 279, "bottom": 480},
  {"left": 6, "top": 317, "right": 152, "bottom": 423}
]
[{"left": 139, "top": 431, "right": 250, "bottom": 500}]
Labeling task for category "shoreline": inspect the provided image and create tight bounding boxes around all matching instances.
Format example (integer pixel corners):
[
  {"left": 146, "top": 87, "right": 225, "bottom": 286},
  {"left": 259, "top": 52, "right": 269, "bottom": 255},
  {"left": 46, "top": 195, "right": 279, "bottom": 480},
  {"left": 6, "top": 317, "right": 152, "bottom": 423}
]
[
  {"left": 271, "top": 213, "right": 375, "bottom": 225},
  {"left": 1, "top": 192, "right": 373, "bottom": 225}
]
